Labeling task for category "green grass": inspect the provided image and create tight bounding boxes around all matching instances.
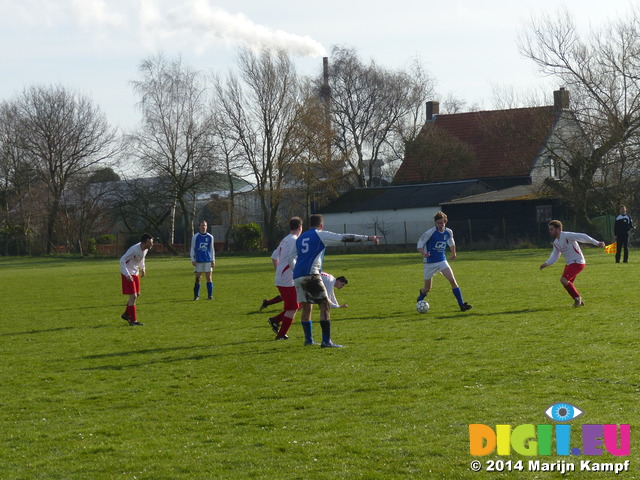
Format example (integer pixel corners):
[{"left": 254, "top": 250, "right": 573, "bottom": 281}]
[{"left": 0, "top": 250, "right": 638, "bottom": 479}]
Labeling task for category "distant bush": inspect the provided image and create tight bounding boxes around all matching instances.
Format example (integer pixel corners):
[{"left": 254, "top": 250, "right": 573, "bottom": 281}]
[
  {"left": 95, "top": 234, "right": 116, "bottom": 245},
  {"left": 232, "top": 223, "right": 262, "bottom": 251}
]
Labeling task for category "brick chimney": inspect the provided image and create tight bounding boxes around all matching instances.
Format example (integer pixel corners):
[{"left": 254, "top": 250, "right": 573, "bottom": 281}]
[
  {"left": 554, "top": 88, "right": 569, "bottom": 112},
  {"left": 426, "top": 101, "right": 439, "bottom": 121}
]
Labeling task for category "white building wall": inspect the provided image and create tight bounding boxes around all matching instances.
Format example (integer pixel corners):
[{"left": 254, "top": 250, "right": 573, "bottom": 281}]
[{"left": 321, "top": 206, "right": 441, "bottom": 245}]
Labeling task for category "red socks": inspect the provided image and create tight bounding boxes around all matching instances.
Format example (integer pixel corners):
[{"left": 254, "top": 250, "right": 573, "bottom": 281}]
[
  {"left": 276, "top": 316, "right": 294, "bottom": 338},
  {"left": 564, "top": 282, "right": 579, "bottom": 299}
]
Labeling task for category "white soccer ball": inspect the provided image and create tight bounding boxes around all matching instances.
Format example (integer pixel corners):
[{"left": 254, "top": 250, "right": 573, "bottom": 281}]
[{"left": 416, "top": 300, "right": 429, "bottom": 314}]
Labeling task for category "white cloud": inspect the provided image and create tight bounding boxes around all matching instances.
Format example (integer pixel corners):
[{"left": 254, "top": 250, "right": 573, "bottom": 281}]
[{"left": 142, "top": 0, "right": 327, "bottom": 57}]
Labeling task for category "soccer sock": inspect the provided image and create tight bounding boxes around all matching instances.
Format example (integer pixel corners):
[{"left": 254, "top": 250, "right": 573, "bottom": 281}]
[
  {"left": 277, "top": 316, "right": 294, "bottom": 337},
  {"left": 268, "top": 295, "right": 282, "bottom": 305},
  {"left": 564, "top": 282, "right": 580, "bottom": 299},
  {"left": 128, "top": 305, "right": 137, "bottom": 322},
  {"left": 194, "top": 283, "right": 201, "bottom": 298},
  {"left": 207, "top": 282, "right": 213, "bottom": 297},
  {"left": 301, "top": 321, "right": 313, "bottom": 343},
  {"left": 452, "top": 287, "right": 464, "bottom": 306},
  {"left": 320, "top": 320, "right": 331, "bottom": 344}
]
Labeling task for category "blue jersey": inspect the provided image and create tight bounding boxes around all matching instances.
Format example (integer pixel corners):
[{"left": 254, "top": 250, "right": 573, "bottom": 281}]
[
  {"left": 293, "top": 229, "right": 368, "bottom": 278},
  {"left": 417, "top": 227, "right": 454, "bottom": 263},
  {"left": 190, "top": 232, "right": 215, "bottom": 263}
]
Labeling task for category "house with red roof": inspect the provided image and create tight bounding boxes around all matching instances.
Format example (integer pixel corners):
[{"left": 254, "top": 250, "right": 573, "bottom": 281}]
[
  {"left": 315, "top": 89, "right": 580, "bottom": 245},
  {"left": 393, "top": 88, "right": 574, "bottom": 189}
]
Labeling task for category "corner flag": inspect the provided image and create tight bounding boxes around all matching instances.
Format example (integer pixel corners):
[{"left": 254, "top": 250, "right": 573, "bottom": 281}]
[{"left": 604, "top": 242, "right": 617, "bottom": 254}]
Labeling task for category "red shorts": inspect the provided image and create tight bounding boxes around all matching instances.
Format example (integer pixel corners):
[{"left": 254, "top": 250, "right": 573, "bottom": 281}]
[
  {"left": 277, "top": 285, "right": 299, "bottom": 311},
  {"left": 122, "top": 274, "right": 141, "bottom": 295},
  {"left": 562, "top": 263, "right": 585, "bottom": 283}
]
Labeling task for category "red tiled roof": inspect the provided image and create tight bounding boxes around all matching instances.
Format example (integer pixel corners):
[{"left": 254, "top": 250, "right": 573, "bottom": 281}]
[{"left": 393, "top": 106, "right": 558, "bottom": 184}]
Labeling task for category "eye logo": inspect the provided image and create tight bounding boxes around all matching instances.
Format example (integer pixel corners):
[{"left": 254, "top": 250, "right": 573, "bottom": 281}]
[{"left": 545, "top": 403, "right": 583, "bottom": 422}]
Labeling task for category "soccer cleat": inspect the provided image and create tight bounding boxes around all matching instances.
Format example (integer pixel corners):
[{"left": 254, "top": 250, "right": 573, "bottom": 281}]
[
  {"left": 259, "top": 299, "right": 269, "bottom": 311},
  {"left": 304, "top": 340, "right": 319, "bottom": 346},
  {"left": 275, "top": 334, "right": 289, "bottom": 340},
  {"left": 193, "top": 296, "right": 199, "bottom": 301},
  {"left": 573, "top": 297, "right": 585, "bottom": 308},
  {"left": 460, "top": 302, "right": 473, "bottom": 312},
  {"left": 129, "top": 321, "right": 144, "bottom": 326},
  {"left": 207, "top": 296, "right": 213, "bottom": 300},
  {"left": 268, "top": 317, "right": 280, "bottom": 334},
  {"left": 321, "top": 341, "right": 343, "bottom": 348},
  {"left": 121, "top": 313, "right": 131, "bottom": 323},
  {"left": 417, "top": 290, "right": 426, "bottom": 302}
]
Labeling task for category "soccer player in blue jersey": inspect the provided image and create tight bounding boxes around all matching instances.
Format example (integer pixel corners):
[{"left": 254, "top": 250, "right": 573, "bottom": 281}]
[
  {"left": 416, "top": 211, "right": 472, "bottom": 312},
  {"left": 190, "top": 220, "right": 215, "bottom": 300},
  {"left": 292, "top": 214, "right": 380, "bottom": 348}
]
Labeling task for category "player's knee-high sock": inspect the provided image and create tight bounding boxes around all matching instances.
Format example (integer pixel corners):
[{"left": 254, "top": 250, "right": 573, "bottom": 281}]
[
  {"left": 320, "top": 320, "right": 331, "bottom": 344},
  {"left": 276, "top": 315, "right": 294, "bottom": 337},
  {"left": 206, "top": 282, "right": 213, "bottom": 298},
  {"left": 452, "top": 287, "right": 464, "bottom": 306},
  {"left": 267, "top": 295, "right": 282, "bottom": 305},
  {"left": 194, "top": 283, "right": 201, "bottom": 298},
  {"left": 127, "top": 305, "right": 137, "bottom": 321},
  {"left": 564, "top": 282, "right": 580, "bottom": 299},
  {"left": 301, "top": 321, "right": 313, "bottom": 343}
]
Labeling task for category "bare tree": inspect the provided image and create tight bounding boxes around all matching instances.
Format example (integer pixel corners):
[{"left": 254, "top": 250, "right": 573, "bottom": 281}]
[
  {"left": 11, "top": 85, "right": 118, "bottom": 253},
  {"left": 210, "top": 104, "right": 246, "bottom": 250},
  {"left": 0, "top": 101, "right": 38, "bottom": 254},
  {"left": 520, "top": 7, "right": 640, "bottom": 224},
  {"left": 288, "top": 86, "right": 346, "bottom": 221},
  {"left": 214, "top": 47, "right": 306, "bottom": 249},
  {"left": 328, "top": 46, "right": 435, "bottom": 187},
  {"left": 129, "top": 54, "right": 215, "bottom": 249}
]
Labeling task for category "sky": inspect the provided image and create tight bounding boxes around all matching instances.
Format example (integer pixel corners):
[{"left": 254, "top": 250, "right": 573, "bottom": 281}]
[{"left": 0, "top": 0, "right": 634, "bottom": 132}]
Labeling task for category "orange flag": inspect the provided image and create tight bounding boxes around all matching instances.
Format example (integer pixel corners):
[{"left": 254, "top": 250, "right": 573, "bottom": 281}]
[{"left": 604, "top": 242, "right": 617, "bottom": 254}]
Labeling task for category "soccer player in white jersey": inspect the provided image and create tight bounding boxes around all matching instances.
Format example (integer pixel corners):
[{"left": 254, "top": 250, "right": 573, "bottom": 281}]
[
  {"left": 540, "top": 219, "right": 605, "bottom": 307},
  {"left": 292, "top": 214, "right": 380, "bottom": 348},
  {"left": 119, "top": 233, "right": 154, "bottom": 326},
  {"left": 267, "top": 217, "right": 303, "bottom": 340},
  {"left": 416, "top": 211, "right": 472, "bottom": 312},
  {"left": 320, "top": 272, "right": 349, "bottom": 309},
  {"left": 190, "top": 220, "right": 215, "bottom": 300}
]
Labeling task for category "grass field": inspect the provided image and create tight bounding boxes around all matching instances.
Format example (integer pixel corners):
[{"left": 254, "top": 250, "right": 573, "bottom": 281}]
[{"left": 0, "top": 249, "right": 637, "bottom": 479}]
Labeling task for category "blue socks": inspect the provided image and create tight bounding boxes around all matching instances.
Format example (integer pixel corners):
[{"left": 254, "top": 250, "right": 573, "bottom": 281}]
[
  {"left": 207, "top": 282, "right": 213, "bottom": 298},
  {"left": 452, "top": 287, "right": 464, "bottom": 306},
  {"left": 320, "top": 320, "right": 331, "bottom": 344},
  {"left": 194, "top": 283, "right": 201, "bottom": 298},
  {"left": 302, "top": 321, "right": 313, "bottom": 344}
]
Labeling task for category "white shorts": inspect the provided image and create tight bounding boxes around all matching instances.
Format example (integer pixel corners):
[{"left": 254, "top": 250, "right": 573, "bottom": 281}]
[
  {"left": 423, "top": 260, "right": 451, "bottom": 280},
  {"left": 294, "top": 274, "right": 328, "bottom": 304},
  {"left": 193, "top": 262, "right": 213, "bottom": 273}
]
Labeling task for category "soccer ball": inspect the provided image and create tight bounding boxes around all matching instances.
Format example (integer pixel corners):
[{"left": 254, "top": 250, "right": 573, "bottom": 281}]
[{"left": 416, "top": 300, "right": 429, "bottom": 314}]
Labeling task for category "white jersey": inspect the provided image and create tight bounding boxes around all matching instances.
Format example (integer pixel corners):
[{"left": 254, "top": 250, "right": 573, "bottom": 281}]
[
  {"left": 320, "top": 272, "right": 342, "bottom": 309},
  {"left": 272, "top": 233, "right": 298, "bottom": 286},
  {"left": 545, "top": 231, "right": 600, "bottom": 266},
  {"left": 120, "top": 242, "right": 149, "bottom": 277}
]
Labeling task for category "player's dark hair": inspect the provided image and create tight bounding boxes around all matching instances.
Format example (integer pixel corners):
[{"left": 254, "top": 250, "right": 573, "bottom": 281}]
[
  {"left": 548, "top": 220, "right": 563, "bottom": 230},
  {"left": 290, "top": 216, "right": 302, "bottom": 231},
  {"left": 434, "top": 211, "right": 448, "bottom": 223},
  {"left": 336, "top": 276, "right": 348, "bottom": 285},
  {"left": 309, "top": 214, "right": 323, "bottom": 228},
  {"left": 140, "top": 233, "right": 153, "bottom": 243}
]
